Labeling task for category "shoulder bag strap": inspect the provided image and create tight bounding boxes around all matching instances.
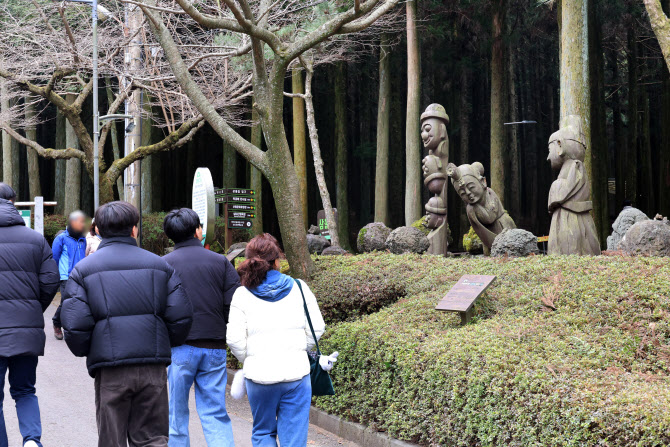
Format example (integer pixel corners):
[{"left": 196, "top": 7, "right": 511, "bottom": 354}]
[{"left": 296, "top": 279, "right": 321, "bottom": 356}]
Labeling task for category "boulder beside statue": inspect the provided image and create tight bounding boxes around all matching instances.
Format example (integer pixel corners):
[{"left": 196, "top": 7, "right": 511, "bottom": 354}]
[
  {"left": 447, "top": 161, "right": 515, "bottom": 255},
  {"left": 546, "top": 115, "right": 601, "bottom": 256},
  {"left": 420, "top": 104, "right": 450, "bottom": 256}
]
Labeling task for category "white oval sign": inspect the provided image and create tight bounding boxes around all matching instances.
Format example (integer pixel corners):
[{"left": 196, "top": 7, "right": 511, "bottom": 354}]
[{"left": 192, "top": 167, "right": 215, "bottom": 246}]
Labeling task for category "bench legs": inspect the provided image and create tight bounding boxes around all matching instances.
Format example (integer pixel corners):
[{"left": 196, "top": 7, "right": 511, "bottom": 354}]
[{"left": 460, "top": 308, "right": 474, "bottom": 325}]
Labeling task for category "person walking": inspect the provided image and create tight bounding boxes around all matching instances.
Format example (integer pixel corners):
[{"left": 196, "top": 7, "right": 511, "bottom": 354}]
[
  {"left": 85, "top": 219, "right": 101, "bottom": 256},
  {"left": 227, "top": 234, "right": 326, "bottom": 447},
  {"left": 0, "top": 183, "right": 60, "bottom": 447},
  {"left": 51, "top": 210, "right": 87, "bottom": 340},
  {"left": 61, "top": 201, "right": 193, "bottom": 447},
  {"left": 162, "top": 208, "right": 241, "bottom": 447}
]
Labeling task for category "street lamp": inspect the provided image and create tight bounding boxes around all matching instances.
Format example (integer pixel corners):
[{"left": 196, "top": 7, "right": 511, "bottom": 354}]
[{"left": 59, "top": 0, "right": 103, "bottom": 210}]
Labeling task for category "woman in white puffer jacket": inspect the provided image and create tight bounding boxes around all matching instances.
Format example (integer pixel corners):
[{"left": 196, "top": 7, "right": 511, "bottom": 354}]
[{"left": 227, "top": 233, "right": 326, "bottom": 447}]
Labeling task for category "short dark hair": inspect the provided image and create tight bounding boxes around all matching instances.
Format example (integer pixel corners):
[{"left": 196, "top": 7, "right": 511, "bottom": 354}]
[
  {"left": 0, "top": 183, "right": 17, "bottom": 201},
  {"left": 164, "top": 208, "right": 201, "bottom": 244},
  {"left": 94, "top": 201, "right": 140, "bottom": 238}
]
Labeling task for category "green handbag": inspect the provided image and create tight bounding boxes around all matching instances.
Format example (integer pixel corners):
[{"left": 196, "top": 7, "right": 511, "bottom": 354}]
[{"left": 296, "top": 280, "right": 335, "bottom": 397}]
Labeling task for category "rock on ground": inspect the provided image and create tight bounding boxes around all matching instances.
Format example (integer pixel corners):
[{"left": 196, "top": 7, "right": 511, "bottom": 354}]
[
  {"left": 385, "top": 226, "right": 430, "bottom": 255},
  {"left": 357, "top": 222, "right": 392, "bottom": 253},
  {"left": 619, "top": 220, "right": 670, "bottom": 256},
  {"left": 307, "top": 234, "right": 330, "bottom": 254},
  {"left": 321, "top": 246, "right": 348, "bottom": 256},
  {"left": 490, "top": 229, "right": 539, "bottom": 257},
  {"left": 226, "top": 242, "right": 248, "bottom": 257},
  {"left": 607, "top": 207, "right": 649, "bottom": 250}
]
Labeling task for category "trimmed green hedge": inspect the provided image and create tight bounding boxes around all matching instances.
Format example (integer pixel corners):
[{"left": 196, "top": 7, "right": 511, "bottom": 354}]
[
  {"left": 44, "top": 213, "right": 251, "bottom": 255},
  {"left": 311, "top": 253, "right": 670, "bottom": 446}
]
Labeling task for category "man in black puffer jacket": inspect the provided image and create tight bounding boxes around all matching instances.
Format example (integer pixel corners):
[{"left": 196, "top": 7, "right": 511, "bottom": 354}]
[
  {"left": 0, "top": 183, "right": 60, "bottom": 447},
  {"left": 61, "top": 201, "right": 193, "bottom": 447}
]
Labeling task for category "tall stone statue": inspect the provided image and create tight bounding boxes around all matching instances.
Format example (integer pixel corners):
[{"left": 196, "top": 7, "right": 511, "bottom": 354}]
[
  {"left": 447, "top": 162, "right": 515, "bottom": 254},
  {"left": 547, "top": 115, "right": 601, "bottom": 255},
  {"left": 420, "top": 104, "right": 450, "bottom": 255}
]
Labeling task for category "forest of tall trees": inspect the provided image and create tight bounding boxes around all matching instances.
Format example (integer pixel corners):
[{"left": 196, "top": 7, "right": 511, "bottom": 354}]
[{"left": 1, "top": 0, "right": 669, "bottom": 255}]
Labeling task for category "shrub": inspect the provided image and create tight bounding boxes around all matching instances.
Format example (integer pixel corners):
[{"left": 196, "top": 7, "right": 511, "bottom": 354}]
[
  {"left": 310, "top": 255, "right": 407, "bottom": 324},
  {"left": 44, "top": 214, "right": 68, "bottom": 245},
  {"left": 312, "top": 253, "right": 670, "bottom": 446}
]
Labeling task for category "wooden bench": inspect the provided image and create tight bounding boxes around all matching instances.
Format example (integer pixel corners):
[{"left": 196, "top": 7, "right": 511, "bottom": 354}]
[{"left": 435, "top": 275, "right": 496, "bottom": 324}]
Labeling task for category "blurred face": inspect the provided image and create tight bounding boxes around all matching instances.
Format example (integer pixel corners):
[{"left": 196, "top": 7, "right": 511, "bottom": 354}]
[
  {"left": 456, "top": 176, "right": 485, "bottom": 204},
  {"left": 70, "top": 216, "right": 86, "bottom": 233}
]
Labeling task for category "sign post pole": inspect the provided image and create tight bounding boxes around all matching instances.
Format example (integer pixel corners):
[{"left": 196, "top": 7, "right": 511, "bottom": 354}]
[{"left": 34, "top": 196, "right": 44, "bottom": 236}]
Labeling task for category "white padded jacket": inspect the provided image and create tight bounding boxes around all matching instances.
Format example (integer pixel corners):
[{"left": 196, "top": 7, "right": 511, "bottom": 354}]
[{"left": 227, "top": 279, "right": 326, "bottom": 385}]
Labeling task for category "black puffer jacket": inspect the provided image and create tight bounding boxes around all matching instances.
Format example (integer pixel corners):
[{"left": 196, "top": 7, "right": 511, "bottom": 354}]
[
  {"left": 0, "top": 199, "right": 60, "bottom": 357},
  {"left": 61, "top": 237, "right": 193, "bottom": 376}
]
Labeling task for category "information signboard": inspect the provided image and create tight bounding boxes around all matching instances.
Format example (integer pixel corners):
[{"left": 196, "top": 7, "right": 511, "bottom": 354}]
[
  {"left": 192, "top": 168, "right": 215, "bottom": 246},
  {"left": 228, "top": 204, "right": 255, "bottom": 211},
  {"left": 435, "top": 275, "right": 496, "bottom": 324},
  {"left": 19, "top": 210, "right": 31, "bottom": 229},
  {"left": 228, "top": 219, "right": 253, "bottom": 229},
  {"left": 316, "top": 209, "right": 338, "bottom": 240}
]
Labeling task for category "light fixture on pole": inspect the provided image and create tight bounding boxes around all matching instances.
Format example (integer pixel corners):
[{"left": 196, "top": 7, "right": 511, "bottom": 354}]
[{"left": 56, "top": 0, "right": 115, "bottom": 211}]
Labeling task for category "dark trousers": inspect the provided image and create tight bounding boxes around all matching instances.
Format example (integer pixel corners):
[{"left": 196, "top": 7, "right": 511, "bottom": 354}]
[
  {"left": 52, "top": 280, "right": 68, "bottom": 328},
  {"left": 95, "top": 364, "right": 169, "bottom": 447},
  {"left": 0, "top": 356, "right": 42, "bottom": 447}
]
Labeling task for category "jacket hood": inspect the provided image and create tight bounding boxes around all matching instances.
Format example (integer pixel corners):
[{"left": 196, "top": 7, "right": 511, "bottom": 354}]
[
  {"left": 0, "top": 199, "right": 25, "bottom": 228},
  {"left": 249, "top": 270, "right": 295, "bottom": 302}
]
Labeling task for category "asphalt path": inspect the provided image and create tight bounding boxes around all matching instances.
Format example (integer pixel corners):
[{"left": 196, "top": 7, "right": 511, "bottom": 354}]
[{"left": 2, "top": 301, "right": 356, "bottom": 447}]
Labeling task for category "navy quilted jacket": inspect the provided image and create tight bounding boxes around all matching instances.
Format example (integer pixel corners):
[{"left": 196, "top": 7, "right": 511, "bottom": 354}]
[
  {"left": 0, "top": 199, "right": 60, "bottom": 357},
  {"left": 61, "top": 237, "right": 193, "bottom": 377}
]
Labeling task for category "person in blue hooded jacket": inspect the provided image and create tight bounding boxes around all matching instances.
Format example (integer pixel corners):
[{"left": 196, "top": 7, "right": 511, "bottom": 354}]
[{"left": 51, "top": 210, "right": 87, "bottom": 340}]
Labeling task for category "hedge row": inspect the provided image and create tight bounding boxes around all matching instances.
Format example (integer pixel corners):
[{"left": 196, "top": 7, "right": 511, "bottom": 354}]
[
  {"left": 44, "top": 213, "right": 250, "bottom": 255},
  {"left": 310, "top": 253, "right": 670, "bottom": 446}
]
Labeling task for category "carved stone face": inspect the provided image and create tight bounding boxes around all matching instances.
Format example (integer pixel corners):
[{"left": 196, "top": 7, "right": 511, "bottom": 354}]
[
  {"left": 421, "top": 118, "right": 444, "bottom": 152},
  {"left": 547, "top": 139, "right": 564, "bottom": 170},
  {"left": 455, "top": 175, "right": 486, "bottom": 205}
]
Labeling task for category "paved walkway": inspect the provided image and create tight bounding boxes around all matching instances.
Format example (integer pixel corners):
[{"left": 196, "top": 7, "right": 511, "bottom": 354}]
[{"left": 2, "top": 303, "right": 357, "bottom": 447}]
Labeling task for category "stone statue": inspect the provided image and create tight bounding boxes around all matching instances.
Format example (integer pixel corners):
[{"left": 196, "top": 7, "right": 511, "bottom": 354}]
[
  {"left": 547, "top": 115, "right": 601, "bottom": 255},
  {"left": 420, "top": 104, "right": 450, "bottom": 255},
  {"left": 447, "top": 162, "right": 516, "bottom": 254}
]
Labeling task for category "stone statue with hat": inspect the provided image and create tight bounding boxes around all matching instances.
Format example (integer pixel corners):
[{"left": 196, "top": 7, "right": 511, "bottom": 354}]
[
  {"left": 420, "top": 104, "right": 450, "bottom": 255},
  {"left": 546, "top": 115, "right": 601, "bottom": 255},
  {"left": 447, "top": 161, "right": 516, "bottom": 254}
]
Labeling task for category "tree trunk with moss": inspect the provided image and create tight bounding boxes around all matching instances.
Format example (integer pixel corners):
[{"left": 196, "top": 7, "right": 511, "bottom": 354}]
[
  {"left": 626, "top": 27, "right": 638, "bottom": 204},
  {"left": 405, "top": 0, "right": 422, "bottom": 225},
  {"left": 490, "top": 0, "right": 506, "bottom": 205},
  {"left": 292, "top": 68, "right": 308, "bottom": 229},
  {"left": 250, "top": 106, "right": 263, "bottom": 236},
  {"left": 644, "top": 0, "right": 670, "bottom": 71},
  {"left": 54, "top": 110, "right": 66, "bottom": 214},
  {"left": 375, "top": 34, "right": 391, "bottom": 225},
  {"left": 334, "top": 62, "right": 351, "bottom": 250},
  {"left": 588, "top": 0, "right": 608, "bottom": 245},
  {"left": 25, "top": 95, "right": 41, "bottom": 198},
  {"left": 64, "top": 93, "right": 81, "bottom": 215},
  {"left": 661, "top": 1, "right": 670, "bottom": 217}
]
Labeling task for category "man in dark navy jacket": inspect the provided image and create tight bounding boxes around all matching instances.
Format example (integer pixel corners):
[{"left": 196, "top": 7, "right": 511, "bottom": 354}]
[
  {"left": 61, "top": 201, "right": 193, "bottom": 447},
  {"left": 0, "top": 183, "right": 60, "bottom": 447},
  {"left": 162, "top": 208, "right": 240, "bottom": 447}
]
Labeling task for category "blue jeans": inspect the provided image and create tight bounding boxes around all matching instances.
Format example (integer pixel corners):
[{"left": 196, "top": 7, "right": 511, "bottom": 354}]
[
  {"left": 245, "top": 375, "right": 311, "bottom": 447},
  {"left": 168, "top": 345, "right": 234, "bottom": 447},
  {"left": 0, "top": 356, "right": 42, "bottom": 447}
]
